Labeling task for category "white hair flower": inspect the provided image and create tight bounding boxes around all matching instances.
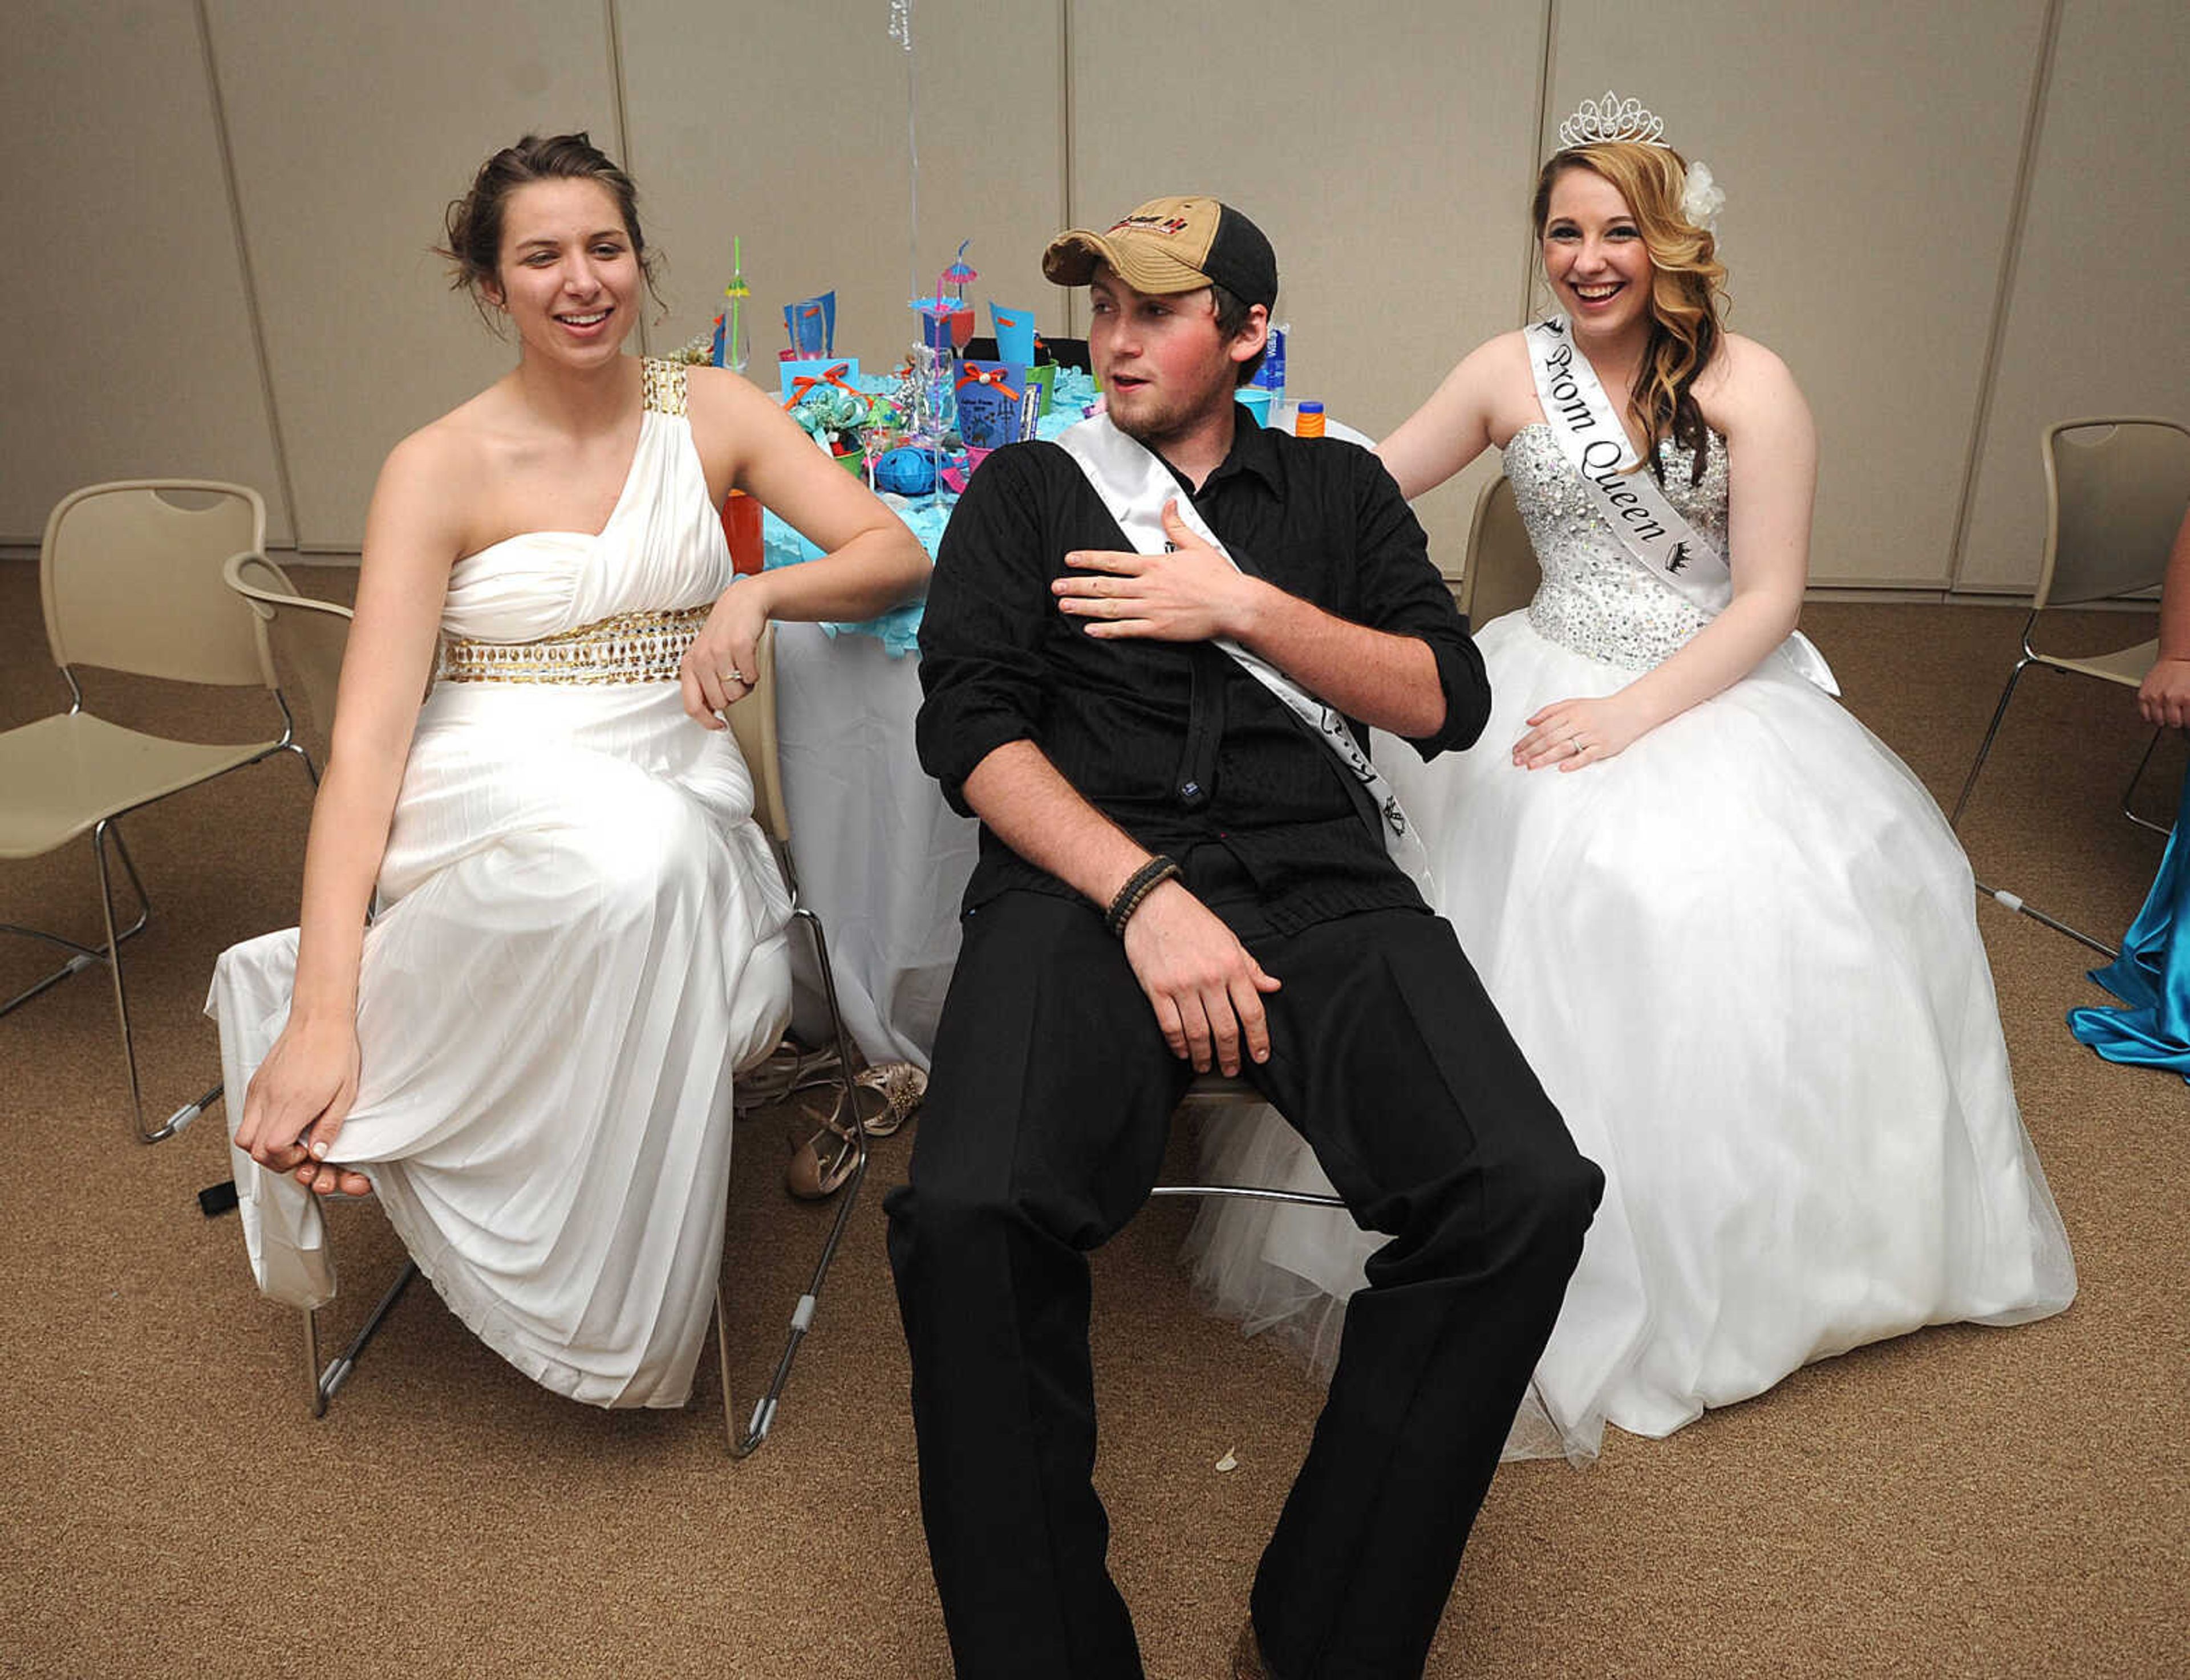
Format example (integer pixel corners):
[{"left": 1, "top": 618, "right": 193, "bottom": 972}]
[{"left": 1681, "top": 161, "right": 1725, "bottom": 234}]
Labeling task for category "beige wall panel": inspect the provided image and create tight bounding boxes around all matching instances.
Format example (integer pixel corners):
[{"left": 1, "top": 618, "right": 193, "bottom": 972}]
[
  {"left": 1954, "top": 1, "right": 2190, "bottom": 594},
  {"left": 1550, "top": 1, "right": 2049, "bottom": 589},
  {"left": 1, "top": 1, "right": 289, "bottom": 547},
  {"left": 205, "top": 0, "right": 619, "bottom": 549},
  {"left": 1069, "top": 0, "right": 1548, "bottom": 582},
  {"left": 617, "top": 0, "right": 1065, "bottom": 387}
]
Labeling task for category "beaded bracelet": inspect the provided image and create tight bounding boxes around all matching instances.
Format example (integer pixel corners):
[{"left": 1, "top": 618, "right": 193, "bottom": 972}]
[{"left": 1105, "top": 855, "right": 1183, "bottom": 936}]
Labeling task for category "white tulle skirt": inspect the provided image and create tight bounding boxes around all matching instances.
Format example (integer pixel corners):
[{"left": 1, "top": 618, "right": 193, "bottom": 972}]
[
  {"left": 1184, "top": 611, "right": 2076, "bottom": 1459},
  {"left": 209, "top": 679, "right": 793, "bottom": 1409}
]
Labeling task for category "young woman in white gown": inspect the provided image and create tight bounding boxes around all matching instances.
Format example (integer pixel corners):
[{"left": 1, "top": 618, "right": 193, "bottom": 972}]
[
  {"left": 212, "top": 134, "right": 928, "bottom": 1407},
  {"left": 1184, "top": 100, "right": 2075, "bottom": 1459}
]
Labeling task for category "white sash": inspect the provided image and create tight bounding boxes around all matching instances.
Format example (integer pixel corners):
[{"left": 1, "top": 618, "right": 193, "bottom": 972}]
[
  {"left": 1054, "top": 414, "right": 1436, "bottom": 898},
  {"left": 1525, "top": 317, "right": 1838, "bottom": 695}
]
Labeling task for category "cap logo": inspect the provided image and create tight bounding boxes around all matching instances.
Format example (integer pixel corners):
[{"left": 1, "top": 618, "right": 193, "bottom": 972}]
[{"left": 1109, "top": 213, "right": 1191, "bottom": 238}]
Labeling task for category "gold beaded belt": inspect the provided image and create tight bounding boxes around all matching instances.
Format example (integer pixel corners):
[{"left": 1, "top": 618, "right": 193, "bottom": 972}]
[{"left": 436, "top": 604, "right": 712, "bottom": 686}]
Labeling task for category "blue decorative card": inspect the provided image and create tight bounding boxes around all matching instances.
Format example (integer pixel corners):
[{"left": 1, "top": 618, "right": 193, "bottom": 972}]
[{"left": 954, "top": 360, "right": 1029, "bottom": 449}]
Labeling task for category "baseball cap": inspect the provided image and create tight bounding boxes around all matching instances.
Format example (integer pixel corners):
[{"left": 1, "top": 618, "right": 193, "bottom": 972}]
[{"left": 1041, "top": 195, "right": 1278, "bottom": 309}]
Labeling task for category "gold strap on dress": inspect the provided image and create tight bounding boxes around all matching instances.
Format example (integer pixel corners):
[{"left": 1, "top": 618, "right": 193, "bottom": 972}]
[
  {"left": 437, "top": 605, "right": 712, "bottom": 686},
  {"left": 642, "top": 357, "right": 688, "bottom": 416}
]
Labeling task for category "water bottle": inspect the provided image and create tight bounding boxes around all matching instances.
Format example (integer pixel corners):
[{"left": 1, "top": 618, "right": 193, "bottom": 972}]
[{"left": 1251, "top": 321, "right": 1288, "bottom": 409}]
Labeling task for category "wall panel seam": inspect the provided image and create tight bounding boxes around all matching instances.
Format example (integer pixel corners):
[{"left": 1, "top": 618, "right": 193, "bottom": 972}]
[
  {"left": 603, "top": 0, "right": 643, "bottom": 356},
  {"left": 193, "top": 0, "right": 302, "bottom": 551},
  {"left": 1520, "top": 0, "right": 1556, "bottom": 328},
  {"left": 1060, "top": 0, "right": 1077, "bottom": 339},
  {"left": 1945, "top": 0, "right": 2063, "bottom": 596}
]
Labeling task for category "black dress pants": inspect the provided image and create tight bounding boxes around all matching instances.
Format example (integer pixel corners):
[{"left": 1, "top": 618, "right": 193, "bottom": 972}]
[{"left": 885, "top": 854, "right": 1600, "bottom": 1679}]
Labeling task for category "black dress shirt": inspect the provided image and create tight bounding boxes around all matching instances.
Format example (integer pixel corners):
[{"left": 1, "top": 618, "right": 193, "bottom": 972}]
[{"left": 915, "top": 412, "right": 1490, "bottom": 933}]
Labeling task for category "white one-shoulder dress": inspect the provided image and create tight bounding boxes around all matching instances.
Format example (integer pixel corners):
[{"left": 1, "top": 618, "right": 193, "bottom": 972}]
[
  {"left": 208, "top": 360, "right": 793, "bottom": 1408},
  {"left": 1184, "top": 424, "right": 2076, "bottom": 1460}
]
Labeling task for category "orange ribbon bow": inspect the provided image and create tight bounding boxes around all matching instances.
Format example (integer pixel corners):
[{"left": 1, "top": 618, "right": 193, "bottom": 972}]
[
  {"left": 955, "top": 366, "right": 1021, "bottom": 400},
  {"left": 782, "top": 363, "right": 859, "bottom": 408}
]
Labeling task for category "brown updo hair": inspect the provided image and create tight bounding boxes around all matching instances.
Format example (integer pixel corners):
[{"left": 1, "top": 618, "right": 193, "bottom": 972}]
[
  {"left": 1532, "top": 141, "right": 1727, "bottom": 484},
  {"left": 438, "top": 132, "right": 663, "bottom": 324}
]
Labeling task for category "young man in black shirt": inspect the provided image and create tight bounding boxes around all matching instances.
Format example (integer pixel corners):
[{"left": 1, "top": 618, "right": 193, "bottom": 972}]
[{"left": 888, "top": 195, "right": 1599, "bottom": 1680}]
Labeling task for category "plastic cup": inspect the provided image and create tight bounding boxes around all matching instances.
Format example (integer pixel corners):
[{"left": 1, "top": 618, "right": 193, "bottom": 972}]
[
  {"left": 721, "top": 489, "right": 764, "bottom": 575},
  {"left": 991, "top": 303, "right": 1037, "bottom": 366},
  {"left": 1236, "top": 387, "right": 1274, "bottom": 427},
  {"left": 1025, "top": 362, "right": 1056, "bottom": 418}
]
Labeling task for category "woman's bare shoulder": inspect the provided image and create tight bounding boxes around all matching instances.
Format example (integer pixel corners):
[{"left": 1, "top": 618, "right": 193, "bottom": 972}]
[
  {"left": 363, "top": 384, "right": 523, "bottom": 563},
  {"left": 1470, "top": 327, "right": 1535, "bottom": 380},
  {"left": 385, "top": 382, "right": 516, "bottom": 486},
  {"left": 1700, "top": 333, "right": 1798, "bottom": 397},
  {"left": 683, "top": 362, "right": 778, "bottom": 421},
  {"left": 1697, "top": 333, "right": 1807, "bottom": 435}
]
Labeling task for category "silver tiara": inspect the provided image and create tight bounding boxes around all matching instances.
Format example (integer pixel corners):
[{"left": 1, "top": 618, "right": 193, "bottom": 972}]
[{"left": 1558, "top": 91, "right": 1668, "bottom": 149}]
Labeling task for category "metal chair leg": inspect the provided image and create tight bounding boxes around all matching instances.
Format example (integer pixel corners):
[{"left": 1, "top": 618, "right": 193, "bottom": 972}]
[
  {"left": 1949, "top": 656, "right": 2031, "bottom": 831},
  {"left": 89, "top": 818, "right": 157, "bottom": 1144},
  {"left": 1, "top": 825, "right": 151, "bottom": 1016},
  {"left": 721, "top": 894, "right": 868, "bottom": 1458},
  {"left": 2121, "top": 728, "right": 2172, "bottom": 837},
  {"left": 305, "top": 1260, "right": 419, "bottom": 1415},
  {"left": 1953, "top": 652, "right": 2150, "bottom": 958},
  {"left": 1149, "top": 1182, "right": 1345, "bottom": 1207},
  {"left": 283, "top": 738, "right": 322, "bottom": 789},
  {"left": 304, "top": 1304, "right": 327, "bottom": 1418},
  {"left": 90, "top": 819, "right": 229, "bottom": 1141},
  {"left": 83, "top": 819, "right": 216, "bottom": 1143},
  {"left": 11, "top": 744, "right": 306, "bottom": 1137},
  {"left": 1972, "top": 878, "right": 2119, "bottom": 961}
]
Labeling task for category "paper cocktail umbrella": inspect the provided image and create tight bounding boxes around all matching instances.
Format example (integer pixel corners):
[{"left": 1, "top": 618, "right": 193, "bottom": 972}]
[{"left": 940, "top": 240, "right": 978, "bottom": 303}]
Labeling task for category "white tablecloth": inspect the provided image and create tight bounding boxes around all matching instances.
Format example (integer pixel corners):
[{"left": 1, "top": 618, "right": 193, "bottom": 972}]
[{"left": 774, "top": 620, "right": 975, "bottom": 1069}]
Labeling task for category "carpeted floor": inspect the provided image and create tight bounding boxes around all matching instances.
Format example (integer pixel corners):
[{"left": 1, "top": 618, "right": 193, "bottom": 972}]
[{"left": 1, "top": 559, "right": 2182, "bottom": 1678}]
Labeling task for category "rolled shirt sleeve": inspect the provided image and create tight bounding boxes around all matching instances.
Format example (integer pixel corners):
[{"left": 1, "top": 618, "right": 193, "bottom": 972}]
[
  {"left": 915, "top": 448, "right": 1055, "bottom": 815},
  {"left": 1348, "top": 449, "right": 1492, "bottom": 759}
]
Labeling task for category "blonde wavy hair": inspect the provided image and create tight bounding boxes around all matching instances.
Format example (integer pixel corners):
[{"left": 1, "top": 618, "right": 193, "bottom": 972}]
[{"left": 1532, "top": 141, "right": 1727, "bottom": 484}]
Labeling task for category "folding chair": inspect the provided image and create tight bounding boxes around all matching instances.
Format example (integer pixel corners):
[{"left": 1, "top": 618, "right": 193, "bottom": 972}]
[
  {"left": 216, "top": 554, "right": 404, "bottom": 1413},
  {"left": 1949, "top": 417, "right": 2190, "bottom": 955},
  {"left": 1, "top": 480, "right": 307, "bottom": 1143},
  {"left": 1455, "top": 472, "right": 1539, "bottom": 627},
  {"left": 1153, "top": 1076, "right": 1345, "bottom": 1212},
  {"left": 248, "top": 616, "right": 865, "bottom": 1456},
  {"left": 716, "top": 622, "right": 867, "bottom": 1456},
  {"left": 222, "top": 552, "right": 354, "bottom": 780}
]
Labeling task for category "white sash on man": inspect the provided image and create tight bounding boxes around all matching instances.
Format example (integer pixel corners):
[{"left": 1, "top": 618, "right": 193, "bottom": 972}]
[
  {"left": 1054, "top": 414, "right": 1436, "bottom": 899},
  {"left": 1525, "top": 316, "right": 1837, "bottom": 695}
]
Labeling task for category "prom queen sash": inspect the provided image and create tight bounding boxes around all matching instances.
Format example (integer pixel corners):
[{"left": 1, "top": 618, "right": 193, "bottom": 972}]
[
  {"left": 1526, "top": 317, "right": 1837, "bottom": 694},
  {"left": 1055, "top": 415, "right": 1436, "bottom": 898}
]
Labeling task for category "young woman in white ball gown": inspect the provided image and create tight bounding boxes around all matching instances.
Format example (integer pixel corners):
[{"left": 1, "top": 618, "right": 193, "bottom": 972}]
[
  {"left": 212, "top": 134, "right": 927, "bottom": 1407},
  {"left": 1185, "top": 100, "right": 2074, "bottom": 1459}
]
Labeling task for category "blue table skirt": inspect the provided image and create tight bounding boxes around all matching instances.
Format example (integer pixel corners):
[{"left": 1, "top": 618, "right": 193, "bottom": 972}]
[
  {"left": 762, "top": 366, "right": 1102, "bottom": 657},
  {"left": 2069, "top": 771, "right": 2190, "bottom": 1081}
]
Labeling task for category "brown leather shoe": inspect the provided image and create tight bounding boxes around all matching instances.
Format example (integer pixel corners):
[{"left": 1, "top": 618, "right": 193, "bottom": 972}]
[{"left": 1231, "top": 1618, "right": 1275, "bottom": 1680}]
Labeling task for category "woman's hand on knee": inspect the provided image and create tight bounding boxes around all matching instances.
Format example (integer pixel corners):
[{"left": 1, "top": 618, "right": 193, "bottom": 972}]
[
  {"left": 1124, "top": 882, "right": 1281, "bottom": 1076},
  {"left": 236, "top": 1017, "right": 371, "bottom": 1197}
]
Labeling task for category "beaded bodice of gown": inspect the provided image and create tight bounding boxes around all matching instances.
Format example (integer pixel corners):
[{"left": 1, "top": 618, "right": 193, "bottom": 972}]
[{"left": 1502, "top": 422, "right": 1727, "bottom": 671}]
